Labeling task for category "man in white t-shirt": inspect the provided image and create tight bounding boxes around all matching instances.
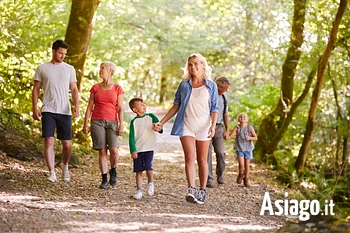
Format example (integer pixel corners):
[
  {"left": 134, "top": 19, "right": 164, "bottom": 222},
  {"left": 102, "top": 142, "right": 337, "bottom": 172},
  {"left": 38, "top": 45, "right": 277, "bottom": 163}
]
[{"left": 32, "top": 39, "right": 79, "bottom": 183}]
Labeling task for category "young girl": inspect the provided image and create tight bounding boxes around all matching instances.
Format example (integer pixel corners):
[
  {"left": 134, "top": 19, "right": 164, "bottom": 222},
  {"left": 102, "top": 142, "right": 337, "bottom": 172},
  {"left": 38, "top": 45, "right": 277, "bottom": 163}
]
[{"left": 227, "top": 112, "right": 257, "bottom": 187}]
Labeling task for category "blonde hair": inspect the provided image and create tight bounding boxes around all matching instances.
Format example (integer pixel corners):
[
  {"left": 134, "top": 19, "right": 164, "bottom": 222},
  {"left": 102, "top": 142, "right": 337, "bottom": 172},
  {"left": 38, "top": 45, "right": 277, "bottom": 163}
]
[
  {"left": 101, "top": 61, "right": 117, "bottom": 76},
  {"left": 237, "top": 112, "right": 248, "bottom": 121},
  {"left": 182, "top": 53, "right": 212, "bottom": 80}
]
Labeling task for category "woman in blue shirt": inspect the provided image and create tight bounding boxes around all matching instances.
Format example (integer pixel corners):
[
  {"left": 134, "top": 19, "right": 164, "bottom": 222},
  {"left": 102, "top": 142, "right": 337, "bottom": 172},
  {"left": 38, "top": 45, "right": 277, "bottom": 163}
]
[{"left": 156, "top": 53, "right": 219, "bottom": 204}]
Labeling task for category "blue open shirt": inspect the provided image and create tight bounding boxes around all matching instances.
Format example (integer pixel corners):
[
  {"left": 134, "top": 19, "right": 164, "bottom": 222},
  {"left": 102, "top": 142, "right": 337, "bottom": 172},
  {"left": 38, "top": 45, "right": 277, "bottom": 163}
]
[{"left": 171, "top": 78, "right": 219, "bottom": 136}]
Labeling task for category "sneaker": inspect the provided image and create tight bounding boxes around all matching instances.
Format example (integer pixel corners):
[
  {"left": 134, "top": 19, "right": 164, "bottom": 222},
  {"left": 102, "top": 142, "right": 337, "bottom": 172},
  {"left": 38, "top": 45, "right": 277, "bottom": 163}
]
[
  {"left": 134, "top": 190, "right": 142, "bottom": 200},
  {"left": 62, "top": 165, "right": 70, "bottom": 182},
  {"left": 206, "top": 181, "right": 214, "bottom": 188},
  {"left": 147, "top": 182, "right": 154, "bottom": 196},
  {"left": 236, "top": 173, "right": 244, "bottom": 184},
  {"left": 99, "top": 181, "right": 108, "bottom": 189},
  {"left": 109, "top": 169, "right": 117, "bottom": 187},
  {"left": 48, "top": 171, "right": 57, "bottom": 182},
  {"left": 217, "top": 176, "right": 224, "bottom": 184},
  {"left": 196, "top": 188, "right": 206, "bottom": 204},
  {"left": 185, "top": 187, "right": 197, "bottom": 203}
]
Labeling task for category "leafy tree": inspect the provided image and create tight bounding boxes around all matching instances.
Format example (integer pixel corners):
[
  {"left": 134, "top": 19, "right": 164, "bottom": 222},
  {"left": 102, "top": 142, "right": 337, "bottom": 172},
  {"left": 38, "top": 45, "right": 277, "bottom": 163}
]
[
  {"left": 0, "top": 0, "right": 70, "bottom": 115},
  {"left": 64, "top": 0, "right": 101, "bottom": 90},
  {"left": 254, "top": 0, "right": 308, "bottom": 163},
  {"left": 295, "top": 0, "right": 348, "bottom": 173}
]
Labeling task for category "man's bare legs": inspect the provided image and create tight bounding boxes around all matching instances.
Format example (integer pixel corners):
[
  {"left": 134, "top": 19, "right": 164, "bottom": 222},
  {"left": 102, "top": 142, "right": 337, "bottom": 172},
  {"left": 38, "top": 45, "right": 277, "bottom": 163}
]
[{"left": 44, "top": 137, "right": 56, "bottom": 182}]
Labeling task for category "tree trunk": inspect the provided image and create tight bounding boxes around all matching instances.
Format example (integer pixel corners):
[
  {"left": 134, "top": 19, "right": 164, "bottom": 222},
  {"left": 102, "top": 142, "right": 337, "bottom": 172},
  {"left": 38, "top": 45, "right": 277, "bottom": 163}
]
[
  {"left": 341, "top": 138, "right": 349, "bottom": 176},
  {"left": 330, "top": 70, "right": 342, "bottom": 170},
  {"left": 254, "top": 0, "right": 307, "bottom": 162},
  {"left": 64, "top": 0, "right": 100, "bottom": 90},
  {"left": 295, "top": 0, "right": 348, "bottom": 173}
]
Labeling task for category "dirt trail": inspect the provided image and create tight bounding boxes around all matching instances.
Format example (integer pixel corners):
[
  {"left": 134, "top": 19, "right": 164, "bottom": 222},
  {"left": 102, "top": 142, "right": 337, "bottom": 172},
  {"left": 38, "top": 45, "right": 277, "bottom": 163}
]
[{"left": 0, "top": 106, "right": 287, "bottom": 232}]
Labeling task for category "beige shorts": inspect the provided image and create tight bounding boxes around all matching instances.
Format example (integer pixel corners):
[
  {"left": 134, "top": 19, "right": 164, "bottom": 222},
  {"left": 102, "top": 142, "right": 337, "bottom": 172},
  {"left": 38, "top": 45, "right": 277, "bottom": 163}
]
[{"left": 91, "top": 120, "right": 119, "bottom": 150}]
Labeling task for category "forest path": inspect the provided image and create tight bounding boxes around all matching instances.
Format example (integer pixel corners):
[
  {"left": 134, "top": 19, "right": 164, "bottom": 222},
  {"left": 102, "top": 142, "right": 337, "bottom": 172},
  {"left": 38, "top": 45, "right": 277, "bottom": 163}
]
[{"left": 0, "top": 106, "right": 287, "bottom": 233}]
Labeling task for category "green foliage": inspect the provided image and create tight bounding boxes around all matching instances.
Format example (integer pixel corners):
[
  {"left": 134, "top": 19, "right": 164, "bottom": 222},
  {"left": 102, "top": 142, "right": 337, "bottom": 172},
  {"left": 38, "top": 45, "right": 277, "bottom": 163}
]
[
  {"left": 273, "top": 151, "right": 350, "bottom": 218},
  {"left": 0, "top": 108, "right": 30, "bottom": 131},
  {"left": 272, "top": 149, "right": 299, "bottom": 187},
  {"left": 299, "top": 167, "right": 350, "bottom": 218},
  {"left": 0, "top": 0, "right": 71, "bottom": 114},
  {"left": 227, "top": 82, "right": 280, "bottom": 129},
  {"left": 0, "top": 0, "right": 349, "bottom": 215}
]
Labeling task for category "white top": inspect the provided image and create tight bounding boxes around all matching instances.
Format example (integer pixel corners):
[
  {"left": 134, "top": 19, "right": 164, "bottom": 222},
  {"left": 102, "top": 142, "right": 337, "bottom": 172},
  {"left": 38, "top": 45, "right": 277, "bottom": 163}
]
[
  {"left": 129, "top": 113, "right": 159, "bottom": 153},
  {"left": 34, "top": 62, "right": 77, "bottom": 115},
  {"left": 184, "top": 85, "right": 211, "bottom": 132}
]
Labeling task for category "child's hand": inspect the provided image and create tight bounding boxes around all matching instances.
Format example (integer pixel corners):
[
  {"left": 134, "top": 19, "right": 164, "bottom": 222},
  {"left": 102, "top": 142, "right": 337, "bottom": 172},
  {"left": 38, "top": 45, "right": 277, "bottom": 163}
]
[
  {"left": 224, "top": 132, "right": 230, "bottom": 140},
  {"left": 246, "top": 136, "right": 250, "bottom": 141},
  {"left": 131, "top": 152, "right": 138, "bottom": 159},
  {"left": 152, "top": 123, "right": 161, "bottom": 132}
]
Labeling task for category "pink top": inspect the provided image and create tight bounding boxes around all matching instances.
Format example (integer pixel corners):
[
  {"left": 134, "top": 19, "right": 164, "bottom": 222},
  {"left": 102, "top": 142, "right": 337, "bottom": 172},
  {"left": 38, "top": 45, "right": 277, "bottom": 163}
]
[{"left": 91, "top": 84, "right": 124, "bottom": 121}]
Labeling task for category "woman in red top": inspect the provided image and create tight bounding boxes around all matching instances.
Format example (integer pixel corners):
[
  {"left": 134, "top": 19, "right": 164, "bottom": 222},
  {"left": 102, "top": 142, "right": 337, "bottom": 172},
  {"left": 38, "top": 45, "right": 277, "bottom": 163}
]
[{"left": 83, "top": 61, "right": 124, "bottom": 189}]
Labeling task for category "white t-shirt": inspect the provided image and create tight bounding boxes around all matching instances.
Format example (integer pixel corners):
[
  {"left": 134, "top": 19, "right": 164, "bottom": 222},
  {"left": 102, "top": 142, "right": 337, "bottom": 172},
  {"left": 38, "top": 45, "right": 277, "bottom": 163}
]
[
  {"left": 34, "top": 62, "right": 77, "bottom": 115},
  {"left": 129, "top": 113, "right": 159, "bottom": 153},
  {"left": 184, "top": 85, "right": 211, "bottom": 132}
]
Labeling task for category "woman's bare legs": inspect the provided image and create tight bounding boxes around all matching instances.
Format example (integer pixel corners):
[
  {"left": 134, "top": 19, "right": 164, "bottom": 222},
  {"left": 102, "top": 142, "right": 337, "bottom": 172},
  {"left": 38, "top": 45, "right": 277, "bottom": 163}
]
[
  {"left": 180, "top": 136, "right": 196, "bottom": 187},
  {"left": 98, "top": 148, "right": 108, "bottom": 174},
  {"left": 109, "top": 148, "right": 118, "bottom": 169},
  {"left": 196, "top": 140, "right": 210, "bottom": 189}
]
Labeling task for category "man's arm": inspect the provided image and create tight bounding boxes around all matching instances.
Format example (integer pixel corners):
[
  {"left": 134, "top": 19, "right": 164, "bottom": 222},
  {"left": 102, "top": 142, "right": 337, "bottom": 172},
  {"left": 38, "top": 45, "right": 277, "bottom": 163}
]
[
  {"left": 70, "top": 82, "right": 79, "bottom": 118},
  {"left": 117, "top": 94, "right": 124, "bottom": 136},
  {"left": 223, "top": 113, "right": 230, "bottom": 138},
  {"left": 32, "top": 80, "right": 42, "bottom": 121}
]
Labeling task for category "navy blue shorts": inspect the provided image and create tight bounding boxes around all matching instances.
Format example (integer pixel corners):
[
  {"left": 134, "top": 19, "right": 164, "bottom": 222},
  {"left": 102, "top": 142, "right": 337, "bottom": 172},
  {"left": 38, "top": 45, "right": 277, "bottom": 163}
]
[
  {"left": 42, "top": 112, "right": 72, "bottom": 140},
  {"left": 133, "top": 151, "right": 154, "bottom": 172}
]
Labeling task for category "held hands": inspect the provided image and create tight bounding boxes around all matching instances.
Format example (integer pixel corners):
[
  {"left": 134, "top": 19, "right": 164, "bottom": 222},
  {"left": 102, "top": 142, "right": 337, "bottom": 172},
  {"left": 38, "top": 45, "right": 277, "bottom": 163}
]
[
  {"left": 153, "top": 123, "right": 162, "bottom": 132},
  {"left": 223, "top": 132, "right": 230, "bottom": 140}
]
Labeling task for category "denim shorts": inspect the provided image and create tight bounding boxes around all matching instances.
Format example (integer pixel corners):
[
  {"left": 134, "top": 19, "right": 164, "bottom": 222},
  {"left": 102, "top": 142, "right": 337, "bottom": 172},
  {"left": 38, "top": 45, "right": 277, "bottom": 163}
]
[
  {"left": 91, "top": 120, "right": 119, "bottom": 150},
  {"left": 133, "top": 151, "right": 154, "bottom": 172},
  {"left": 236, "top": 151, "right": 253, "bottom": 160},
  {"left": 42, "top": 112, "right": 72, "bottom": 140}
]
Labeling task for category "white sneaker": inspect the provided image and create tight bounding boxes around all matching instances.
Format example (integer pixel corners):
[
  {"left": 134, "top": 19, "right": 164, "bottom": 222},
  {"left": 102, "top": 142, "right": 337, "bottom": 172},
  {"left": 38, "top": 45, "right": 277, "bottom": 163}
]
[
  {"left": 48, "top": 171, "right": 57, "bottom": 182},
  {"left": 147, "top": 182, "right": 154, "bottom": 196},
  {"left": 62, "top": 165, "right": 70, "bottom": 182},
  {"left": 134, "top": 190, "right": 142, "bottom": 200}
]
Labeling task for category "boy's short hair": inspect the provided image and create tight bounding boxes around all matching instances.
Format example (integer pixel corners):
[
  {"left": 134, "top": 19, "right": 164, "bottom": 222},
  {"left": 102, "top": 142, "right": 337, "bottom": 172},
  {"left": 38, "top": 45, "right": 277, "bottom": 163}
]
[
  {"left": 129, "top": 97, "right": 143, "bottom": 112},
  {"left": 52, "top": 39, "right": 69, "bottom": 50}
]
